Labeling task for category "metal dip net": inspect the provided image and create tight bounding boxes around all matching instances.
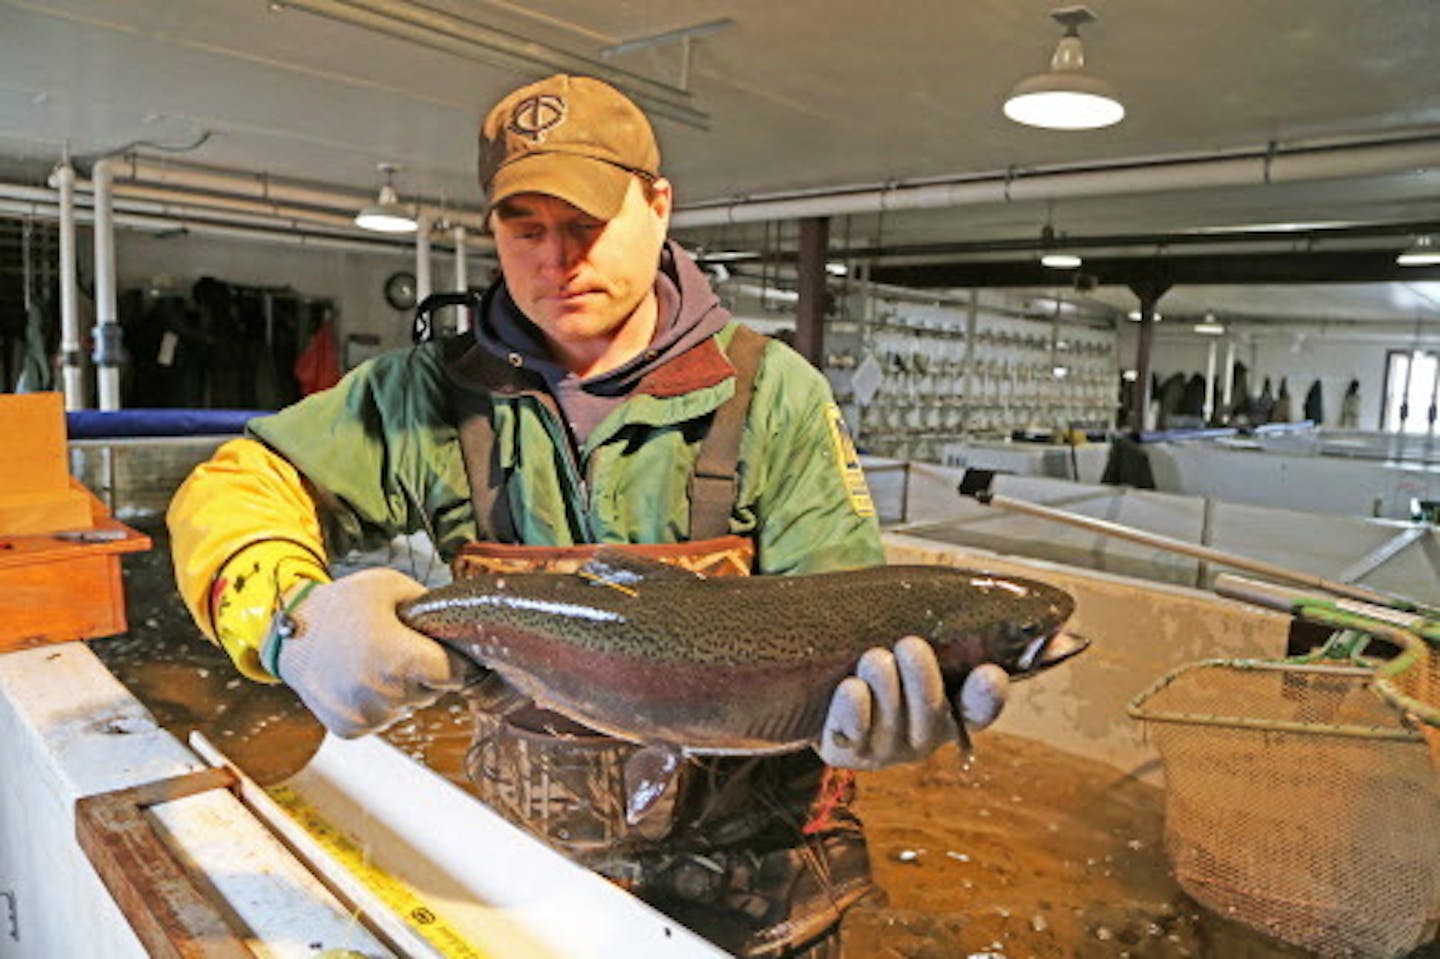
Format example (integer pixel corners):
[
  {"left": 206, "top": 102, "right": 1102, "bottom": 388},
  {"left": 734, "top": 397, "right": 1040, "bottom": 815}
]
[{"left": 1130, "top": 648, "right": 1440, "bottom": 958}]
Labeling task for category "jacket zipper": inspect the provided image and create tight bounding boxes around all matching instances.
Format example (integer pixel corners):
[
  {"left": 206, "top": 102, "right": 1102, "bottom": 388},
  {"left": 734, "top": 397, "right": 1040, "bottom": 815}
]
[{"left": 531, "top": 396, "right": 596, "bottom": 542}]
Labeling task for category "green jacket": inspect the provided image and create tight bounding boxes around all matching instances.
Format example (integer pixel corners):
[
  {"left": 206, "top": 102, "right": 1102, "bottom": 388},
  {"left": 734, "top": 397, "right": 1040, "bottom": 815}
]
[{"left": 248, "top": 321, "right": 883, "bottom": 575}]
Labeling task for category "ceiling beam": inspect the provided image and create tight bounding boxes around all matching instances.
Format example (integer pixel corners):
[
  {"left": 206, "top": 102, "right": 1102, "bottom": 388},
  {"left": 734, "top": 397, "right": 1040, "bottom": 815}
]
[{"left": 869, "top": 251, "right": 1440, "bottom": 288}]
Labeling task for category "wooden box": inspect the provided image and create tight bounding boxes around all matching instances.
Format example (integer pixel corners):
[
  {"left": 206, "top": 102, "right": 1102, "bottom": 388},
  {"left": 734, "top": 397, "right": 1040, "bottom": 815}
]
[{"left": 0, "top": 391, "right": 151, "bottom": 651}]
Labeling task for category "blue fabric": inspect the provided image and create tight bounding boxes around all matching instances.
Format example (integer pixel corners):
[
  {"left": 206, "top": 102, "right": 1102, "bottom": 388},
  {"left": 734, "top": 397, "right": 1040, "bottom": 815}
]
[{"left": 66, "top": 408, "right": 268, "bottom": 438}]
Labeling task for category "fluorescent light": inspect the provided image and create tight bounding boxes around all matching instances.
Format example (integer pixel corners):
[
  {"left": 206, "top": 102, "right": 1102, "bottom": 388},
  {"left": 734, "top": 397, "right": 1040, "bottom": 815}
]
[
  {"left": 1397, "top": 235, "right": 1440, "bottom": 266},
  {"left": 1041, "top": 251, "right": 1083, "bottom": 269},
  {"left": 1005, "top": 8, "right": 1124, "bottom": 131},
  {"left": 826, "top": 261, "right": 849, "bottom": 276},
  {"left": 1127, "top": 310, "right": 1161, "bottom": 322},
  {"left": 1193, "top": 323, "right": 1226, "bottom": 335},
  {"left": 1052, "top": 365, "right": 1070, "bottom": 378}
]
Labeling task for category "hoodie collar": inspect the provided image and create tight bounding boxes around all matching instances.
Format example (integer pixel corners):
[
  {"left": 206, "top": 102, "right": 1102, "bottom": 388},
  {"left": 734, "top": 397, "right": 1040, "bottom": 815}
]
[{"left": 473, "top": 240, "right": 735, "bottom": 398}]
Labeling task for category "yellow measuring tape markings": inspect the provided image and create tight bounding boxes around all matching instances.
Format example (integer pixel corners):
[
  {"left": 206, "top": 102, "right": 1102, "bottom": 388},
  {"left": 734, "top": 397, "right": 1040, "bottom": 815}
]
[{"left": 266, "top": 784, "right": 490, "bottom": 959}]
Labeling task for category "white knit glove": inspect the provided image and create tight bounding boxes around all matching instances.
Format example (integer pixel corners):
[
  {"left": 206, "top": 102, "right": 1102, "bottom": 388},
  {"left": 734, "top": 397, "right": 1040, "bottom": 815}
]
[
  {"left": 816, "top": 636, "right": 1010, "bottom": 770},
  {"left": 264, "top": 567, "right": 474, "bottom": 738}
]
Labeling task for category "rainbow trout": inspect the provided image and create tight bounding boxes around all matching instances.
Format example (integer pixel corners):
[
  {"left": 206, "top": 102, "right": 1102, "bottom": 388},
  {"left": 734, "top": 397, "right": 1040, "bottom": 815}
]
[{"left": 398, "top": 550, "right": 1084, "bottom": 820}]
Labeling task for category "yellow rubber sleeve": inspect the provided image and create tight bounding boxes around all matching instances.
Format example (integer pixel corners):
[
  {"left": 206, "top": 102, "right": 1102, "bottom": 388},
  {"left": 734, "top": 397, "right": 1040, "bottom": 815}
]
[{"left": 167, "top": 437, "right": 332, "bottom": 681}]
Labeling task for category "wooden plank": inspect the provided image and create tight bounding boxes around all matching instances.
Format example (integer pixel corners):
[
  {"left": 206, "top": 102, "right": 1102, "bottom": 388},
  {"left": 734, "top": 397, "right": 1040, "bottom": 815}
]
[{"left": 75, "top": 768, "right": 254, "bottom": 959}]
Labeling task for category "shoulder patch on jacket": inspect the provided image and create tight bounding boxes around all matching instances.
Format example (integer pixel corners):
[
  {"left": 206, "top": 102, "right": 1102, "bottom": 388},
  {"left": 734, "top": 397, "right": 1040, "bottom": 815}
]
[{"left": 824, "top": 403, "right": 876, "bottom": 518}]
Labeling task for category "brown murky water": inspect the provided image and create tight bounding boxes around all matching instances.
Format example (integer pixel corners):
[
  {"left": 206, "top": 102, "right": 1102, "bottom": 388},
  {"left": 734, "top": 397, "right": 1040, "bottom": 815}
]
[{"left": 91, "top": 522, "right": 1430, "bottom": 959}]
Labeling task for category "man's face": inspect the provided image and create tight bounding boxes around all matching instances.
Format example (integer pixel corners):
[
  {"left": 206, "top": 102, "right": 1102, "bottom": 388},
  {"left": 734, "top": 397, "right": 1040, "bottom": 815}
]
[{"left": 491, "top": 177, "right": 672, "bottom": 352}]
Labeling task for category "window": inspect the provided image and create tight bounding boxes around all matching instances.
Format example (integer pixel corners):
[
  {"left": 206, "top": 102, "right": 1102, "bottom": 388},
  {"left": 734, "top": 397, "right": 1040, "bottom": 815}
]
[{"left": 1383, "top": 350, "right": 1440, "bottom": 433}]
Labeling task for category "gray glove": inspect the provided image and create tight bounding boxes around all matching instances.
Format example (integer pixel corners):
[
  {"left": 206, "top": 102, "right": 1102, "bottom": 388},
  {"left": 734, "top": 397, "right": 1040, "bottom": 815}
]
[
  {"left": 266, "top": 567, "right": 474, "bottom": 738},
  {"left": 816, "top": 636, "right": 1010, "bottom": 770}
]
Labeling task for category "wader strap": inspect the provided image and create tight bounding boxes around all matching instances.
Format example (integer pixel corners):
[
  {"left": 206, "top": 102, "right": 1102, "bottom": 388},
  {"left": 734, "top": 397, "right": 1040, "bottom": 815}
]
[
  {"left": 452, "top": 384, "right": 519, "bottom": 545},
  {"left": 689, "top": 325, "right": 769, "bottom": 540}
]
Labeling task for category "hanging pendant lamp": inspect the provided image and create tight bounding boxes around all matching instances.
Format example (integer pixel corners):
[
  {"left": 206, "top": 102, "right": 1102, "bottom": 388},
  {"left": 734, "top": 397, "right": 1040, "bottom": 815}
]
[
  {"left": 355, "top": 163, "right": 418, "bottom": 234},
  {"left": 1005, "top": 6, "right": 1125, "bottom": 131}
]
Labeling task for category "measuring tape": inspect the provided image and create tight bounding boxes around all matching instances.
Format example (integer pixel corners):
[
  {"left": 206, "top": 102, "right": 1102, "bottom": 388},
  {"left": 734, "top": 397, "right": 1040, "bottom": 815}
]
[{"left": 265, "top": 784, "right": 490, "bottom": 959}]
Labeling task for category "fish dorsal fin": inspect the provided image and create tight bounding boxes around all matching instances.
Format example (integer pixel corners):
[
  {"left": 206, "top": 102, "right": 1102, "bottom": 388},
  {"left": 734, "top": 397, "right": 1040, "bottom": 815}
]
[{"left": 578, "top": 548, "right": 703, "bottom": 594}]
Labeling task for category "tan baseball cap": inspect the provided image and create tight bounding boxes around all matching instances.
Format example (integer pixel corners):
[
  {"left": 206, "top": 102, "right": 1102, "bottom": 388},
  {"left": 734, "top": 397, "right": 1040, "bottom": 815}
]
[{"left": 478, "top": 74, "right": 660, "bottom": 222}]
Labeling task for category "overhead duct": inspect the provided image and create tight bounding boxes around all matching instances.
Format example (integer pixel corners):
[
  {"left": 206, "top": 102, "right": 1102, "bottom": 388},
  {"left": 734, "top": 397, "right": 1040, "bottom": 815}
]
[{"left": 670, "top": 134, "right": 1440, "bottom": 229}]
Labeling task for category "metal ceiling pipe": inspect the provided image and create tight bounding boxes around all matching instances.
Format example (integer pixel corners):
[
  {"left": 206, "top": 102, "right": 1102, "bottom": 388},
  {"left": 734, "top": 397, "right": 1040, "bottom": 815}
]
[
  {"left": 55, "top": 176, "right": 363, "bottom": 232},
  {"left": 90, "top": 158, "right": 120, "bottom": 411},
  {"left": 670, "top": 135, "right": 1440, "bottom": 229},
  {"left": 118, "top": 154, "right": 371, "bottom": 210},
  {"left": 53, "top": 162, "right": 84, "bottom": 411},
  {"left": 119, "top": 154, "right": 490, "bottom": 233},
  {"left": 9, "top": 180, "right": 495, "bottom": 256},
  {"left": 0, "top": 196, "right": 425, "bottom": 257}
]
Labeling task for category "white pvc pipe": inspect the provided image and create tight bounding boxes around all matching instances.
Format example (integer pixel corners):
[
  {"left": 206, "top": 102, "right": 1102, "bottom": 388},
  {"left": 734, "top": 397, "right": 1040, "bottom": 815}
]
[
  {"left": 670, "top": 136, "right": 1440, "bottom": 229},
  {"left": 54, "top": 162, "right": 84, "bottom": 410},
  {"left": 91, "top": 158, "right": 120, "bottom": 411},
  {"left": 415, "top": 212, "right": 433, "bottom": 305},
  {"left": 453, "top": 224, "right": 470, "bottom": 333},
  {"left": 1204, "top": 340, "right": 1217, "bottom": 423},
  {"left": 1222, "top": 339, "right": 1236, "bottom": 410}
]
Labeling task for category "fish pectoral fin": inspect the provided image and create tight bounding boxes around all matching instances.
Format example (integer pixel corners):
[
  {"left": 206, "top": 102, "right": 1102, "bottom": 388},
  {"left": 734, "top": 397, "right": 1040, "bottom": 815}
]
[
  {"left": 622, "top": 743, "right": 685, "bottom": 826},
  {"left": 460, "top": 671, "right": 530, "bottom": 716},
  {"left": 580, "top": 548, "right": 702, "bottom": 592}
]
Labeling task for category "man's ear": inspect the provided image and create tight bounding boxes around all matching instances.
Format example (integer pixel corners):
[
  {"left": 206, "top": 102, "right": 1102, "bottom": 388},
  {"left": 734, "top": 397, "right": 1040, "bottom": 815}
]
[{"left": 648, "top": 177, "right": 673, "bottom": 232}]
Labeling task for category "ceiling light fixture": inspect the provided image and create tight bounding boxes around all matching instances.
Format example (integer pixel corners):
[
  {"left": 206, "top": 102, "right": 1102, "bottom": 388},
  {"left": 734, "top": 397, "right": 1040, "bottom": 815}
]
[
  {"left": 1397, "top": 235, "right": 1440, "bottom": 266},
  {"left": 1004, "top": 6, "right": 1124, "bottom": 131},
  {"left": 355, "top": 163, "right": 417, "bottom": 234},
  {"left": 1038, "top": 220, "right": 1082, "bottom": 269}
]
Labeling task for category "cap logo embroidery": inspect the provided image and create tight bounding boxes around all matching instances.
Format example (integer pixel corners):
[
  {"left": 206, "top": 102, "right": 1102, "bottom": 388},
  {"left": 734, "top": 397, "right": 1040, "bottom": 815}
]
[{"left": 508, "top": 94, "right": 566, "bottom": 142}]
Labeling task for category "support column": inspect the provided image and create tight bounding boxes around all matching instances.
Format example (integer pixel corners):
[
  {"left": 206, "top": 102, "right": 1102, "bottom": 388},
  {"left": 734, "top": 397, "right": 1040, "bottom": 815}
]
[
  {"left": 1127, "top": 279, "right": 1170, "bottom": 432},
  {"left": 794, "top": 216, "right": 829, "bottom": 368}
]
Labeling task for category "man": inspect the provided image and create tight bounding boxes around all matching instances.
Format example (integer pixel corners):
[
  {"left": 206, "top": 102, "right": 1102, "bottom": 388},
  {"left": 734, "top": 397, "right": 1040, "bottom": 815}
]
[{"left": 168, "top": 74, "right": 1006, "bottom": 958}]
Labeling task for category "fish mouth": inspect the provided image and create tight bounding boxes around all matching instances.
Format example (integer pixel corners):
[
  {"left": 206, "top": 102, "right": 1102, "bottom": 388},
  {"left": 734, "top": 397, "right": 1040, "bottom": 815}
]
[{"left": 1016, "top": 630, "right": 1090, "bottom": 674}]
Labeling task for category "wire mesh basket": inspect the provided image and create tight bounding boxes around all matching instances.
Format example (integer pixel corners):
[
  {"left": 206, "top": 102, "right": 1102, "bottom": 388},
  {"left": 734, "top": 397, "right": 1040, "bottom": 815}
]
[{"left": 1131, "top": 653, "right": 1440, "bottom": 958}]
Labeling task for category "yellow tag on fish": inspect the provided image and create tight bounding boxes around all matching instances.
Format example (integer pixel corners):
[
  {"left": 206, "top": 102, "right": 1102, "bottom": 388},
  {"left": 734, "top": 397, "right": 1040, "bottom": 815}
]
[{"left": 824, "top": 403, "right": 876, "bottom": 518}]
